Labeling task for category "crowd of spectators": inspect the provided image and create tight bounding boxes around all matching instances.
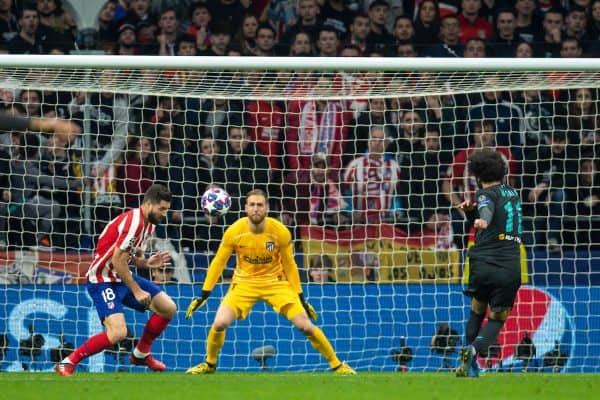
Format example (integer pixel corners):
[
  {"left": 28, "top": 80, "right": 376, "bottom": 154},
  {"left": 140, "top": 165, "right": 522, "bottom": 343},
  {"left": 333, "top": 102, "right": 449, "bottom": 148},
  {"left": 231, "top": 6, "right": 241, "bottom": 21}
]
[{"left": 0, "top": 0, "right": 599, "bottom": 259}]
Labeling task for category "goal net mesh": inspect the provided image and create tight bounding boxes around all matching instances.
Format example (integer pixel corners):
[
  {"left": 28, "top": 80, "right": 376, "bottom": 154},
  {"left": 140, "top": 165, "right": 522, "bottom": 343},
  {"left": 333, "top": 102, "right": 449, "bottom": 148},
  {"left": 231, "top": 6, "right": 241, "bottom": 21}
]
[{"left": 0, "top": 61, "right": 598, "bottom": 373}]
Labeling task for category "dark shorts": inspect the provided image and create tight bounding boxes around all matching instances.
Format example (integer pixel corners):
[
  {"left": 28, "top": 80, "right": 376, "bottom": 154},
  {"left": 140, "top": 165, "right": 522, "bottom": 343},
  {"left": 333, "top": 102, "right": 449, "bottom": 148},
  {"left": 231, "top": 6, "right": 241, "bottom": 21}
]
[
  {"left": 87, "top": 274, "right": 162, "bottom": 321},
  {"left": 464, "top": 260, "right": 520, "bottom": 312}
]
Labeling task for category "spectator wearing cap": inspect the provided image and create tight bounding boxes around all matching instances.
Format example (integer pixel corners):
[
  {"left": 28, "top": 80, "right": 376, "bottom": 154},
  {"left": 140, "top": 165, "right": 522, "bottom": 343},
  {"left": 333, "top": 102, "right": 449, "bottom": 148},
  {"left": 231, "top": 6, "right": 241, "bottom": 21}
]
[
  {"left": 157, "top": 7, "right": 180, "bottom": 56},
  {"left": 366, "top": 0, "right": 395, "bottom": 54},
  {"left": 117, "top": 23, "right": 138, "bottom": 55},
  {"left": 457, "top": 0, "right": 492, "bottom": 44}
]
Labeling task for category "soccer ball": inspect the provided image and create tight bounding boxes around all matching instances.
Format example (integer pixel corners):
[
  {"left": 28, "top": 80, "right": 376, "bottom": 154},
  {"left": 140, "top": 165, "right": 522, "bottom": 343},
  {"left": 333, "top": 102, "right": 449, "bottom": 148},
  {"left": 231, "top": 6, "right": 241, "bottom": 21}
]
[{"left": 201, "top": 187, "right": 231, "bottom": 217}]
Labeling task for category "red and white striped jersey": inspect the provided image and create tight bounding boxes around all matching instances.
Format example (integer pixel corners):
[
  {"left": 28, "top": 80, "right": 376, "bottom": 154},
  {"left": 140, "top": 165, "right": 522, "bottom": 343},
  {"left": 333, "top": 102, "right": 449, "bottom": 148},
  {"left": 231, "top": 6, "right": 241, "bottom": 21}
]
[
  {"left": 343, "top": 155, "right": 402, "bottom": 223},
  {"left": 86, "top": 208, "right": 155, "bottom": 283}
]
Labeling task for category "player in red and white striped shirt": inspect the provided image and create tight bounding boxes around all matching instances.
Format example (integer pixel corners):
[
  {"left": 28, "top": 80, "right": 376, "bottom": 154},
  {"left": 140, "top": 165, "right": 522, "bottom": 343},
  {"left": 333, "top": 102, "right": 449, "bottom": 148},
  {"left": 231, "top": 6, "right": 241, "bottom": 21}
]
[{"left": 55, "top": 184, "right": 177, "bottom": 376}]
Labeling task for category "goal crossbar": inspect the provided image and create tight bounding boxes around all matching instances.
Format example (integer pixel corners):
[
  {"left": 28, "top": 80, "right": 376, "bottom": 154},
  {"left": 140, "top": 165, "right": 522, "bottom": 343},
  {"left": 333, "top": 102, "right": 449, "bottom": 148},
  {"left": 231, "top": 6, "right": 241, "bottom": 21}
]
[{"left": 1, "top": 56, "right": 599, "bottom": 100}]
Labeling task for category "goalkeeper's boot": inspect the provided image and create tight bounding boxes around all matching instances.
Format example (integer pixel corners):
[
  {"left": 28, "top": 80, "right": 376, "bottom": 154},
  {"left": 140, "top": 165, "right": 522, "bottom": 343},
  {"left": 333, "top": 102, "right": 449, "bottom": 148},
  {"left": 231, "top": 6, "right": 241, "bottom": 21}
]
[
  {"left": 129, "top": 353, "right": 166, "bottom": 372},
  {"left": 55, "top": 361, "right": 75, "bottom": 377},
  {"left": 456, "top": 346, "right": 479, "bottom": 378},
  {"left": 333, "top": 362, "right": 356, "bottom": 375},
  {"left": 185, "top": 361, "right": 216, "bottom": 374}
]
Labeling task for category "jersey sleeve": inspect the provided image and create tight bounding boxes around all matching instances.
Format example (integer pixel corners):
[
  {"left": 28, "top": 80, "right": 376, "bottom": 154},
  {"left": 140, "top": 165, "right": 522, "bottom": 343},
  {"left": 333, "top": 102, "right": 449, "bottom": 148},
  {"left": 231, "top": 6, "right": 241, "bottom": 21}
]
[
  {"left": 202, "top": 225, "right": 235, "bottom": 291},
  {"left": 116, "top": 212, "right": 141, "bottom": 251},
  {"left": 279, "top": 225, "right": 302, "bottom": 294},
  {"left": 476, "top": 191, "right": 495, "bottom": 224}
]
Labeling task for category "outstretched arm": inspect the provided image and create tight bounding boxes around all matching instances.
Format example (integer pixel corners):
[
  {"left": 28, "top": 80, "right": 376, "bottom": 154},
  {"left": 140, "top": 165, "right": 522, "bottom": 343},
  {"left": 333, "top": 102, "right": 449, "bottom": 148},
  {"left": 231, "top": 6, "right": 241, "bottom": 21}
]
[
  {"left": 0, "top": 114, "right": 80, "bottom": 143},
  {"left": 185, "top": 238, "right": 233, "bottom": 319}
]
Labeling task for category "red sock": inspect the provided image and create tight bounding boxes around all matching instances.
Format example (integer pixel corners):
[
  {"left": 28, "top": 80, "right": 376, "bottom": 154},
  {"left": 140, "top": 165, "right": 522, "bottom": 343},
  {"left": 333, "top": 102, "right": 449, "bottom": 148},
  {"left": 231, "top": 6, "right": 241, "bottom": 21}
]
[
  {"left": 136, "top": 314, "right": 171, "bottom": 354},
  {"left": 67, "top": 332, "right": 112, "bottom": 365}
]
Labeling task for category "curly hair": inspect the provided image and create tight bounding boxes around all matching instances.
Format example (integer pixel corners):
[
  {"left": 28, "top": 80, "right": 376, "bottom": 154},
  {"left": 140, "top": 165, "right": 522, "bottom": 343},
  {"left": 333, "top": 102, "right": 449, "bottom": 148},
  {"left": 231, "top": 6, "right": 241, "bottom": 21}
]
[{"left": 468, "top": 148, "right": 507, "bottom": 183}]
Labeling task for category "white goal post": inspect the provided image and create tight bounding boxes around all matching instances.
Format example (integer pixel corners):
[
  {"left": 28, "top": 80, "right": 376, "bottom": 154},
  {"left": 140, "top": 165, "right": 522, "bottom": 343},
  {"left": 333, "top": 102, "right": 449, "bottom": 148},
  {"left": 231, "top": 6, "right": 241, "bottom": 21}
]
[{"left": 0, "top": 56, "right": 598, "bottom": 373}]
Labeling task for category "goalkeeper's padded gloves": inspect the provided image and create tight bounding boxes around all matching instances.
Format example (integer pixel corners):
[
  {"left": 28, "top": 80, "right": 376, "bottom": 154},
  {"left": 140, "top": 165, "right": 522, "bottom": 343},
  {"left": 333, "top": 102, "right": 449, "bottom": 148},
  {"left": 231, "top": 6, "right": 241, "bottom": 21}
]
[
  {"left": 185, "top": 290, "right": 211, "bottom": 319},
  {"left": 299, "top": 293, "right": 318, "bottom": 321}
]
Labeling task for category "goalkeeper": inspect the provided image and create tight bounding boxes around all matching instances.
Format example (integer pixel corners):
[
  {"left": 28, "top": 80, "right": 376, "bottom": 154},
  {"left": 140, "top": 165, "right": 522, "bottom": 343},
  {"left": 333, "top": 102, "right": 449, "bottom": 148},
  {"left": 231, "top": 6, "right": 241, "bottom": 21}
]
[{"left": 185, "top": 189, "right": 355, "bottom": 375}]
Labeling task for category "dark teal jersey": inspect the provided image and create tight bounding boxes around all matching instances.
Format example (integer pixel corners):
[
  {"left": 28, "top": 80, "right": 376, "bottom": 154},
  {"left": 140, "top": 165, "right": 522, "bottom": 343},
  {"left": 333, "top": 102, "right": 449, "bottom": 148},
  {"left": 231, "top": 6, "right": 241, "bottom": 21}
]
[{"left": 469, "top": 184, "right": 521, "bottom": 270}]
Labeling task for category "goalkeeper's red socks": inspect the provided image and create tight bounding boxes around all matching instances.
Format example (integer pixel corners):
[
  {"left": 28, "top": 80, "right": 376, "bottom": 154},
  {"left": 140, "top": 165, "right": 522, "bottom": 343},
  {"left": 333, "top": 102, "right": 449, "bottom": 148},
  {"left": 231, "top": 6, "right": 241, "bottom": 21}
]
[
  {"left": 66, "top": 331, "right": 112, "bottom": 365},
  {"left": 135, "top": 314, "right": 171, "bottom": 354}
]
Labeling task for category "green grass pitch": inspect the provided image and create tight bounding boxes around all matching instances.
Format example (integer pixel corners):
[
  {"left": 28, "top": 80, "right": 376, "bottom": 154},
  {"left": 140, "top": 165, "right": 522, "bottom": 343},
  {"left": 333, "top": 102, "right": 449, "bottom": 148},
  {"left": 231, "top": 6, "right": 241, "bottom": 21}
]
[{"left": 1, "top": 372, "right": 599, "bottom": 400}]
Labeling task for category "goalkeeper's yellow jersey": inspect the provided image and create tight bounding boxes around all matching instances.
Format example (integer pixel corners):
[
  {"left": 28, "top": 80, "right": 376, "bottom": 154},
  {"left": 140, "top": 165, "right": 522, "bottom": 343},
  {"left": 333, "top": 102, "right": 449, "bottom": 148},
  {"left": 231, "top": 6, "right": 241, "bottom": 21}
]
[{"left": 202, "top": 217, "right": 302, "bottom": 294}]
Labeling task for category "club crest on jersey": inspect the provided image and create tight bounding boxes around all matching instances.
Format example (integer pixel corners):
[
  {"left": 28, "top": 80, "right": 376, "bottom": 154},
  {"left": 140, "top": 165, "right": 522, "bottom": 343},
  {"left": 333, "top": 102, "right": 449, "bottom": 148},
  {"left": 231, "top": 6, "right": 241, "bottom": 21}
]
[
  {"left": 265, "top": 241, "right": 274, "bottom": 252},
  {"left": 478, "top": 194, "right": 490, "bottom": 207}
]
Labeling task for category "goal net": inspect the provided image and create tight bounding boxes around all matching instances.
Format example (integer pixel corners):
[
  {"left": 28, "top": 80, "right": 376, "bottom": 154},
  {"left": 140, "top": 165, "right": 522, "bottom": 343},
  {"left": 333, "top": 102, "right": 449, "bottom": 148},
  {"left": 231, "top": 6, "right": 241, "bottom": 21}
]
[{"left": 0, "top": 56, "right": 597, "bottom": 373}]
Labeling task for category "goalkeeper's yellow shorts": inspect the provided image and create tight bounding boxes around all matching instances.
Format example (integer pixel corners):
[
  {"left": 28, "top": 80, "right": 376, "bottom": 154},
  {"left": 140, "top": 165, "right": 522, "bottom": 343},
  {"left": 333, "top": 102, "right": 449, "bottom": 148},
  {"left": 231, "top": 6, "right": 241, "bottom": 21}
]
[{"left": 221, "top": 280, "right": 305, "bottom": 320}]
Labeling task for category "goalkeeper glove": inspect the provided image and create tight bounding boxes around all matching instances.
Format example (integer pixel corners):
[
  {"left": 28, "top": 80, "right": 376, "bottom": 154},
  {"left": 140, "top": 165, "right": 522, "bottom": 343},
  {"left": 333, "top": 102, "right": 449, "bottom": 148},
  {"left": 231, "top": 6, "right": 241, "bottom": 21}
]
[
  {"left": 185, "top": 290, "right": 211, "bottom": 319},
  {"left": 299, "top": 293, "right": 318, "bottom": 321}
]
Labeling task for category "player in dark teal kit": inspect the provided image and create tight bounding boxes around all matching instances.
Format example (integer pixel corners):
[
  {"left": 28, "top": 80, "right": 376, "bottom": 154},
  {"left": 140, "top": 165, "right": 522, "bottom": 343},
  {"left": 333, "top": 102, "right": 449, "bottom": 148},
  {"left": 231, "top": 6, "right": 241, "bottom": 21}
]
[{"left": 455, "top": 148, "right": 522, "bottom": 378}]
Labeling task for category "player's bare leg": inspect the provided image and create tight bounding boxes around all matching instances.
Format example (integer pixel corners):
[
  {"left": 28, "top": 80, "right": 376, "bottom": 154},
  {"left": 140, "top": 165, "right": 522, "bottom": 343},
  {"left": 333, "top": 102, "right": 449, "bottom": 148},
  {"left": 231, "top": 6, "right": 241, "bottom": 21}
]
[
  {"left": 130, "top": 292, "right": 176, "bottom": 371},
  {"left": 290, "top": 311, "right": 356, "bottom": 375},
  {"left": 186, "top": 304, "right": 236, "bottom": 374},
  {"left": 55, "top": 313, "right": 127, "bottom": 377}
]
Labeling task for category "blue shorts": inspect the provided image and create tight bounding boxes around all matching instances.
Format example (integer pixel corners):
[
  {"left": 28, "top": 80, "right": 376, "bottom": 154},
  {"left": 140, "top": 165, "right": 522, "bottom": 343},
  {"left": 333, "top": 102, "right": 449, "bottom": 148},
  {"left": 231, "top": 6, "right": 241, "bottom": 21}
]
[{"left": 87, "top": 274, "right": 162, "bottom": 321}]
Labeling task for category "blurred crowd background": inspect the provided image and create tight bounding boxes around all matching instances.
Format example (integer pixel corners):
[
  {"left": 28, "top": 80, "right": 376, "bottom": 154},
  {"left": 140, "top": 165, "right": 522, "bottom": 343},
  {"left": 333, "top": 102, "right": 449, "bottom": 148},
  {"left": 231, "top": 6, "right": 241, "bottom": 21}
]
[{"left": 0, "top": 1, "right": 598, "bottom": 273}]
